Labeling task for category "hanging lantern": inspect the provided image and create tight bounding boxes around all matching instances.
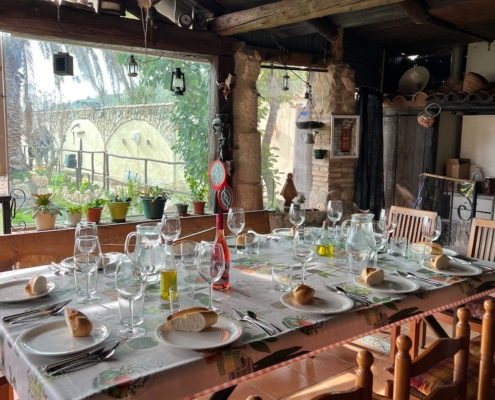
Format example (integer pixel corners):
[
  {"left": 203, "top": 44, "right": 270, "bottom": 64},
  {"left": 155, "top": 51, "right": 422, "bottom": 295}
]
[
  {"left": 282, "top": 72, "right": 290, "bottom": 91},
  {"left": 127, "top": 55, "right": 138, "bottom": 78},
  {"left": 170, "top": 67, "right": 186, "bottom": 96}
]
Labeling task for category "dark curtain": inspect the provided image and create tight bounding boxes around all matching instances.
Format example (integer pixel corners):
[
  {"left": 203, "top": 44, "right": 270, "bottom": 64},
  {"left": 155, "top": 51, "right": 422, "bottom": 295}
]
[{"left": 353, "top": 87, "right": 384, "bottom": 218}]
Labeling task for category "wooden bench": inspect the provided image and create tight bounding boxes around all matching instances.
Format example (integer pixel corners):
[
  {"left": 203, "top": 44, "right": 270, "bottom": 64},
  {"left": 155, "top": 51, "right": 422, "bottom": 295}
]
[{"left": 0, "top": 210, "right": 271, "bottom": 272}]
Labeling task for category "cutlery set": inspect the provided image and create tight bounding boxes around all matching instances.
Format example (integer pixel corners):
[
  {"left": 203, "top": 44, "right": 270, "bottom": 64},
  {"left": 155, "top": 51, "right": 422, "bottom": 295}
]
[
  {"left": 448, "top": 256, "right": 494, "bottom": 272},
  {"left": 3, "top": 299, "right": 72, "bottom": 324},
  {"left": 394, "top": 270, "right": 443, "bottom": 287},
  {"left": 231, "top": 307, "right": 280, "bottom": 336},
  {"left": 49, "top": 263, "right": 73, "bottom": 275},
  {"left": 323, "top": 284, "right": 370, "bottom": 306}
]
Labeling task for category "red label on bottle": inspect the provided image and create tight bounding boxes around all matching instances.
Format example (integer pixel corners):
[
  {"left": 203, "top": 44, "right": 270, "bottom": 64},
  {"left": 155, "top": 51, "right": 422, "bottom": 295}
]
[{"left": 213, "top": 212, "right": 230, "bottom": 290}]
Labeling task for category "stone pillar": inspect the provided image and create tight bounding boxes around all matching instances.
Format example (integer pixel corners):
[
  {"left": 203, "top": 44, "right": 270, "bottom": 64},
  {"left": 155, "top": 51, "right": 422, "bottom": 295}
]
[
  {"left": 232, "top": 44, "right": 263, "bottom": 211},
  {"left": 309, "top": 63, "right": 357, "bottom": 219}
]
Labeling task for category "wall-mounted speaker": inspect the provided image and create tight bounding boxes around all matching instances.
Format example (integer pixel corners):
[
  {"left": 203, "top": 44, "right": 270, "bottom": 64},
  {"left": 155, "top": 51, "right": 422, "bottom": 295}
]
[
  {"left": 53, "top": 52, "right": 73, "bottom": 76},
  {"left": 193, "top": 6, "right": 208, "bottom": 30}
]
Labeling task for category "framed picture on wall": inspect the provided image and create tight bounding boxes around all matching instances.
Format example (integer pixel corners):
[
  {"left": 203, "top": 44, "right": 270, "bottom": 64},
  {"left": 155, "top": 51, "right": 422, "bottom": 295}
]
[{"left": 329, "top": 115, "right": 360, "bottom": 159}]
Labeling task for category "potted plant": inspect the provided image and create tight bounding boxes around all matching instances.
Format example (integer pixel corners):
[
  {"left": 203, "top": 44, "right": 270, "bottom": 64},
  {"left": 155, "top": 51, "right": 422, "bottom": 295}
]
[
  {"left": 138, "top": 185, "right": 169, "bottom": 219},
  {"left": 187, "top": 176, "right": 208, "bottom": 215},
  {"left": 107, "top": 192, "right": 132, "bottom": 223},
  {"left": 66, "top": 204, "right": 83, "bottom": 227},
  {"left": 84, "top": 198, "right": 106, "bottom": 224},
  {"left": 175, "top": 203, "right": 189, "bottom": 216},
  {"left": 32, "top": 193, "right": 62, "bottom": 231}
]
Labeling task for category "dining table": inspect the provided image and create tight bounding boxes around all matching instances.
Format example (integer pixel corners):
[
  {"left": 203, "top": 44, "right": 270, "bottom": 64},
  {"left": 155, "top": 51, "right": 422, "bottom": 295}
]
[{"left": 1, "top": 233, "right": 495, "bottom": 400}]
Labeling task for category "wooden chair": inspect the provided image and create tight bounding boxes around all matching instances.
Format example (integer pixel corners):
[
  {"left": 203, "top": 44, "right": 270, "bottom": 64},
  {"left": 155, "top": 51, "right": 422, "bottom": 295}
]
[
  {"left": 247, "top": 350, "right": 387, "bottom": 400},
  {"left": 387, "top": 307, "right": 472, "bottom": 400}
]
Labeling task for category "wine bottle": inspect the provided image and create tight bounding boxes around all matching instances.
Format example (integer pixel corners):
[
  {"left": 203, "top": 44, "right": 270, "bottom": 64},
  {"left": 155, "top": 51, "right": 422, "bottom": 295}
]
[
  {"left": 213, "top": 213, "right": 230, "bottom": 290},
  {"left": 316, "top": 221, "right": 333, "bottom": 257},
  {"left": 160, "top": 240, "right": 177, "bottom": 300}
]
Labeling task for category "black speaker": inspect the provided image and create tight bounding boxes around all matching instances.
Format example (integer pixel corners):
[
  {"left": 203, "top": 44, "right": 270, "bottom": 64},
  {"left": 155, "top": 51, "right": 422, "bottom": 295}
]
[
  {"left": 53, "top": 52, "right": 73, "bottom": 76},
  {"left": 193, "top": 6, "right": 208, "bottom": 30}
]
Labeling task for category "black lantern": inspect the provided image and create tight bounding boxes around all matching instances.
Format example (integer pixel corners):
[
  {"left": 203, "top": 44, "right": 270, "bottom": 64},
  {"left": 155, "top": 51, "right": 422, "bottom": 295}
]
[
  {"left": 282, "top": 71, "right": 290, "bottom": 91},
  {"left": 170, "top": 67, "right": 186, "bottom": 96},
  {"left": 127, "top": 55, "right": 138, "bottom": 78}
]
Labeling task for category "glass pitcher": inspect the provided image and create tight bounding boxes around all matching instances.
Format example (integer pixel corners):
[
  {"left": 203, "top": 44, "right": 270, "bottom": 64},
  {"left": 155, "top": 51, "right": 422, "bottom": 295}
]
[
  {"left": 341, "top": 213, "right": 373, "bottom": 275},
  {"left": 125, "top": 222, "right": 164, "bottom": 284}
]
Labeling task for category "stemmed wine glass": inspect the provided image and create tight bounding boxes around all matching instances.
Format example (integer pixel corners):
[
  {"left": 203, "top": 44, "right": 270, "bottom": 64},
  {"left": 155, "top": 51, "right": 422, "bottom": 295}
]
[
  {"left": 75, "top": 222, "right": 98, "bottom": 238},
  {"left": 327, "top": 200, "right": 343, "bottom": 240},
  {"left": 422, "top": 215, "right": 442, "bottom": 256},
  {"left": 161, "top": 212, "right": 182, "bottom": 242},
  {"left": 197, "top": 243, "right": 225, "bottom": 314},
  {"left": 289, "top": 203, "right": 305, "bottom": 228},
  {"left": 115, "top": 256, "right": 147, "bottom": 338},
  {"left": 74, "top": 235, "right": 102, "bottom": 304},
  {"left": 292, "top": 228, "right": 317, "bottom": 284},
  {"left": 365, "top": 222, "right": 388, "bottom": 269},
  {"left": 379, "top": 209, "right": 397, "bottom": 253},
  {"left": 227, "top": 207, "right": 246, "bottom": 254}
]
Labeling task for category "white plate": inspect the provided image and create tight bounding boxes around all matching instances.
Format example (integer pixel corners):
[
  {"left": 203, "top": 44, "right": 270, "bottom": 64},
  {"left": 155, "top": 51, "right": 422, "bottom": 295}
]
[
  {"left": 443, "top": 248, "right": 458, "bottom": 257},
  {"left": 60, "top": 256, "right": 76, "bottom": 270},
  {"left": 273, "top": 228, "right": 293, "bottom": 238},
  {"left": 354, "top": 275, "right": 420, "bottom": 293},
  {"left": 226, "top": 236, "right": 245, "bottom": 249},
  {"left": 16, "top": 320, "right": 111, "bottom": 356},
  {"left": 280, "top": 291, "right": 354, "bottom": 314},
  {"left": 0, "top": 279, "right": 58, "bottom": 302},
  {"left": 155, "top": 317, "right": 243, "bottom": 350},
  {"left": 422, "top": 261, "right": 482, "bottom": 277}
]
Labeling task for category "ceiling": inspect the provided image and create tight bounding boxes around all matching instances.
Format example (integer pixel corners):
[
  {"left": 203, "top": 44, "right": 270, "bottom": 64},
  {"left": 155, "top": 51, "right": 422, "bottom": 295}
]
[{"left": 158, "top": 0, "right": 495, "bottom": 56}]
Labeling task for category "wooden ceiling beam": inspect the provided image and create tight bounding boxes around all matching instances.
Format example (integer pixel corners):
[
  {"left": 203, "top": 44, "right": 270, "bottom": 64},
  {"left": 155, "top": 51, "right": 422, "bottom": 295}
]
[
  {"left": 306, "top": 17, "right": 339, "bottom": 42},
  {"left": 0, "top": 0, "right": 240, "bottom": 57},
  {"left": 208, "top": 0, "right": 404, "bottom": 36},
  {"left": 398, "top": 0, "right": 428, "bottom": 24}
]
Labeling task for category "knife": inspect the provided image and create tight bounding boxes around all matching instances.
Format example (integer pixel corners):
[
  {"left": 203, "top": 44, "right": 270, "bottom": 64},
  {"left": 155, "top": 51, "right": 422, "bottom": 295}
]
[{"left": 2, "top": 299, "right": 72, "bottom": 322}]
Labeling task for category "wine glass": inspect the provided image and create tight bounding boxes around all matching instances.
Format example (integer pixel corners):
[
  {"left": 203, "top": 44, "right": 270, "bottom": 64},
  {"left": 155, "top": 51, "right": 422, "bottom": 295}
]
[
  {"left": 73, "top": 235, "right": 102, "bottom": 304},
  {"left": 75, "top": 222, "right": 98, "bottom": 238},
  {"left": 292, "top": 228, "right": 316, "bottom": 284},
  {"left": 289, "top": 203, "right": 305, "bottom": 228},
  {"left": 379, "top": 209, "right": 397, "bottom": 252},
  {"left": 115, "top": 256, "right": 147, "bottom": 338},
  {"left": 197, "top": 243, "right": 225, "bottom": 314},
  {"left": 327, "top": 200, "right": 343, "bottom": 240},
  {"left": 366, "top": 222, "right": 388, "bottom": 269},
  {"left": 422, "top": 215, "right": 442, "bottom": 256},
  {"left": 161, "top": 212, "right": 181, "bottom": 244},
  {"left": 227, "top": 207, "right": 245, "bottom": 254}
]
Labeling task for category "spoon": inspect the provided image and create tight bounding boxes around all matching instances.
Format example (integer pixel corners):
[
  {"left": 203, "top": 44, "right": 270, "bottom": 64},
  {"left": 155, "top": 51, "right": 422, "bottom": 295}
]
[{"left": 246, "top": 311, "right": 282, "bottom": 332}]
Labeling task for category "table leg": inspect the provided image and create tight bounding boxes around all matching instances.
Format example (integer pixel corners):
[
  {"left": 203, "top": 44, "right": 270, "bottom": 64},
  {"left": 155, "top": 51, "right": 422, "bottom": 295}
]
[
  {"left": 209, "top": 385, "right": 237, "bottom": 400},
  {"left": 390, "top": 325, "right": 401, "bottom": 362},
  {"left": 423, "top": 315, "right": 449, "bottom": 339},
  {"left": 409, "top": 320, "right": 421, "bottom": 358}
]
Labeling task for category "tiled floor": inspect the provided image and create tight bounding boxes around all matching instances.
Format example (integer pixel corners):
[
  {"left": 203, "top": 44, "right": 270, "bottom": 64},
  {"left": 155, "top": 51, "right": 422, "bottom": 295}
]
[{"left": 197, "top": 319, "right": 474, "bottom": 400}]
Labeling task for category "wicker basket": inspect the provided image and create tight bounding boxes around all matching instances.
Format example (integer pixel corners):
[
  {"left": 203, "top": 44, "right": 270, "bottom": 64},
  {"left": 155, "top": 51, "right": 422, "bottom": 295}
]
[{"left": 463, "top": 72, "right": 490, "bottom": 94}]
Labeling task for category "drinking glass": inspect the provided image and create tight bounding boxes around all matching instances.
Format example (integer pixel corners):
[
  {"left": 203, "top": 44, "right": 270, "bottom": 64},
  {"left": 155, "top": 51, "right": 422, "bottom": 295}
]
[
  {"left": 422, "top": 215, "right": 442, "bottom": 255},
  {"left": 75, "top": 222, "right": 98, "bottom": 238},
  {"left": 327, "top": 200, "right": 343, "bottom": 240},
  {"left": 289, "top": 203, "right": 305, "bottom": 228},
  {"left": 115, "top": 256, "right": 147, "bottom": 338},
  {"left": 161, "top": 212, "right": 181, "bottom": 243},
  {"left": 292, "top": 228, "right": 316, "bottom": 284},
  {"left": 365, "top": 222, "right": 388, "bottom": 268},
  {"left": 73, "top": 235, "right": 102, "bottom": 304},
  {"left": 197, "top": 243, "right": 225, "bottom": 314},
  {"left": 227, "top": 207, "right": 245, "bottom": 254},
  {"left": 379, "top": 209, "right": 397, "bottom": 252}
]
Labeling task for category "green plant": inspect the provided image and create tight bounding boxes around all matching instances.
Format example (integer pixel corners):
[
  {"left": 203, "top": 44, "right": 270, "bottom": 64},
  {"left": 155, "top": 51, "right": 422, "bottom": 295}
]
[
  {"left": 67, "top": 204, "right": 83, "bottom": 214},
  {"left": 32, "top": 193, "right": 62, "bottom": 217},
  {"left": 137, "top": 185, "right": 169, "bottom": 202},
  {"left": 108, "top": 180, "right": 133, "bottom": 202},
  {"left": 83, "top": 198, "right": 106, "bottom": 213},
  {"left": 187, "top": 175, "right": 208, "bottom": 202}
]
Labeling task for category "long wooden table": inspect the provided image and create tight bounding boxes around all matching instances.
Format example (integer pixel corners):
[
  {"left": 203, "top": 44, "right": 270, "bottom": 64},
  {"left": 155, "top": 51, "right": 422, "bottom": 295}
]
[{"left": 0, "top": 238, "right": 494, "bottom": 400}]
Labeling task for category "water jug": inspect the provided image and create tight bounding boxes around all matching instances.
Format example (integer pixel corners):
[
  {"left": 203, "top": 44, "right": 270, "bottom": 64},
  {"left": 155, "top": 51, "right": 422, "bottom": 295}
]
[
  {"left": 341, "top": 213, "right": 373, "bottom": 275},
  {"left": 125, "top": 222, "right": 164, "bottom": 284}
]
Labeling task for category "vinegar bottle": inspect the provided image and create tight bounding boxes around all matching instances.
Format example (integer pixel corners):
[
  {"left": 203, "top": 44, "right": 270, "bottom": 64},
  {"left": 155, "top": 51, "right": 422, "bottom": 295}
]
[
  {"left": 316, "top": 221, "right": 334, "bottom": 257},
  {"left": 212, "top": 213, "right": 230, "bottom": 290},
  {"left": 160, "top": 240, "right": 177, "bottom": 300}
]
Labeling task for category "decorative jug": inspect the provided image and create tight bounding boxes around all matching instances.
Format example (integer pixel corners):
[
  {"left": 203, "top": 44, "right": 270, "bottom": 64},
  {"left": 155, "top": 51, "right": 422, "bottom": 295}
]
[
  {"left": 341, "top": 213, "right": 373, "bottom": 275},
  {"left": 125, "top": 222, "right": 164, "bottom": 284}
]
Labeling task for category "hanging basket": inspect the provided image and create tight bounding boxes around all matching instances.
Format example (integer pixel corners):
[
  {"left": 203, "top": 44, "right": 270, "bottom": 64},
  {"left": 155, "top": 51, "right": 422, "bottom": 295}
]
[
  {"left": 313, "top": 149, "right": 327, "bottom": 159},
  {"left": 296, "top": 121, "right": 323, "bottom": 130}
]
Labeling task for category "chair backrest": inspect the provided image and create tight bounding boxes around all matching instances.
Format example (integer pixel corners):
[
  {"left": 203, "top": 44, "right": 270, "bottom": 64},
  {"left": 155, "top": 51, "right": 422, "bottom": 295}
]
[
  {"left": 466, "top": 218, "right": 495, "bottom": 261},
  {"left": 389, "top": 206, "right": 437, "bottom": 243},
  {"left": 391, "top": 307, "right": 471, "bottom": 400},
  {"left": 478, "top": 299, "right": 495, "bottom": 400}
]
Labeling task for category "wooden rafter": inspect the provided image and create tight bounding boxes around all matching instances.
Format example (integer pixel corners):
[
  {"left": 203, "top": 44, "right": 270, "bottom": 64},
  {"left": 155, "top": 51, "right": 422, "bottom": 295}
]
[
  {"left": 398, "top": 0, "right": 428, "bottom": 24},
  {"left": 209, "top": 0, "right": 404, "bottom": 36}
]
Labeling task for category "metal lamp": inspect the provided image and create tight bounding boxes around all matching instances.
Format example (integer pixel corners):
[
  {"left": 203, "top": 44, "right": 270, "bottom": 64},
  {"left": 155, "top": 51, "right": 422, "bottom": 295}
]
[
  {"left": 127, "top": 55, "right": 138, "bottom": 78},
  {"left": 282, "top": 72, "right": 290, "bottom": 91},
  {"left": 170, "top": 68, "right": 186, "bottom": 96}
]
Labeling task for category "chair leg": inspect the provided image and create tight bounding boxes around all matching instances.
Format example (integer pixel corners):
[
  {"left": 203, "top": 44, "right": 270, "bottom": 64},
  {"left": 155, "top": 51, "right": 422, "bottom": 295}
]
[
  {"left": 419, "top": 319, "right": 427, "bottom": 348},
  {"left": 390, "top": 325, "right": 401, "bottom": 362}
]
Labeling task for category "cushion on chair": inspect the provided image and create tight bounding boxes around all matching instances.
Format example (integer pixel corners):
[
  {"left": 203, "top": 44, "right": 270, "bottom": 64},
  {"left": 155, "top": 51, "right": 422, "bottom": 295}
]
[{"left": 464, "top": 298, "right": 490, "bottom": 320}]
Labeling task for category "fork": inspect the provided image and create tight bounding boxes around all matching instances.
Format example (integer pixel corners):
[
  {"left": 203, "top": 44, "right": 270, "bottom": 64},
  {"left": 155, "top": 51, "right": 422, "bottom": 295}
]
[
  {"left": 323, "top": 284, "right": 370, "bottom": 306},
  {"left": 395, "top": 271, "right": 442, "bottom": 287},
  {"left": 49, "top": 262, "right": 71, "bottom": 275},
  {"left": 231, "top": 307, "right": 275, "bottom": 336}
]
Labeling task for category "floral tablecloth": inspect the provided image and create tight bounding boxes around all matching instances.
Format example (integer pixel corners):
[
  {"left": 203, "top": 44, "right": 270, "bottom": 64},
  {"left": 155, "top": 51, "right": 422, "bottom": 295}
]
[{"left": 1, "top": 238, "right": 495, "bottom": 400}]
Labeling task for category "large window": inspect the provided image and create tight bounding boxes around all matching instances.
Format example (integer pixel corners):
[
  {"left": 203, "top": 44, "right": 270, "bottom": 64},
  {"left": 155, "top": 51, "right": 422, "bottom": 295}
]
[{"left": 0, "top": 33, "right": 210, "bottom": 232}]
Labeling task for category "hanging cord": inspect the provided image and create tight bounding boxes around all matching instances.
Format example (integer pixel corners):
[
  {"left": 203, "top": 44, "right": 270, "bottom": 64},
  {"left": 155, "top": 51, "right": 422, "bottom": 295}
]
[{"left": 138, "top": 0, "right": 153, "bottom": 58}]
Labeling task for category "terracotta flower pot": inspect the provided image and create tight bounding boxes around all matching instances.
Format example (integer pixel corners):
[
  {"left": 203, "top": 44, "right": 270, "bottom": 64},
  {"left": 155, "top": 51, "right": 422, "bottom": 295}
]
[
  {"left": 86, "top": 207, "right": 103, "bottom": 224},
  {"left": 192, "top": 201, "right": 206, "bottom": 215},
  {"left": 107, "top": 201, "right": 131, "bottom": 223},
  {"left": 35, "top": 211, "right": 57, "bottom": 231},
  {"left": 141, "top": 198, "right": 167, "bottom": 219}
]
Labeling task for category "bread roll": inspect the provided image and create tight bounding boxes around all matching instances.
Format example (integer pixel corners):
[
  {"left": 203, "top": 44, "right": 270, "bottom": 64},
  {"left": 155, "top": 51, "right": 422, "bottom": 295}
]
[
  {"left": 25, "top": 274, "right": 47, "bottom": 296},
  {"left": 431, "top": 255, "right": 450, "bottom": 270},
  {"left": 167, "top": 307, "right": 218, "bottom": 332},
  {"left": 416, "top": 241, "right": 442, "bottom": 256},
  {"left": 65, "top": 308, "right": 93, "bottom": 337},
  {"left": 236, "top": 234, "right": 245, "bottom": 245},
  {"left": 361, "top": 268, "right": 385, "bottom": 286},
  {"left": 291, "top": 226, "right": 297, "bottom": 236},
  {"left": 293, "top": 284, "right": 315, "bottom": 304}
]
